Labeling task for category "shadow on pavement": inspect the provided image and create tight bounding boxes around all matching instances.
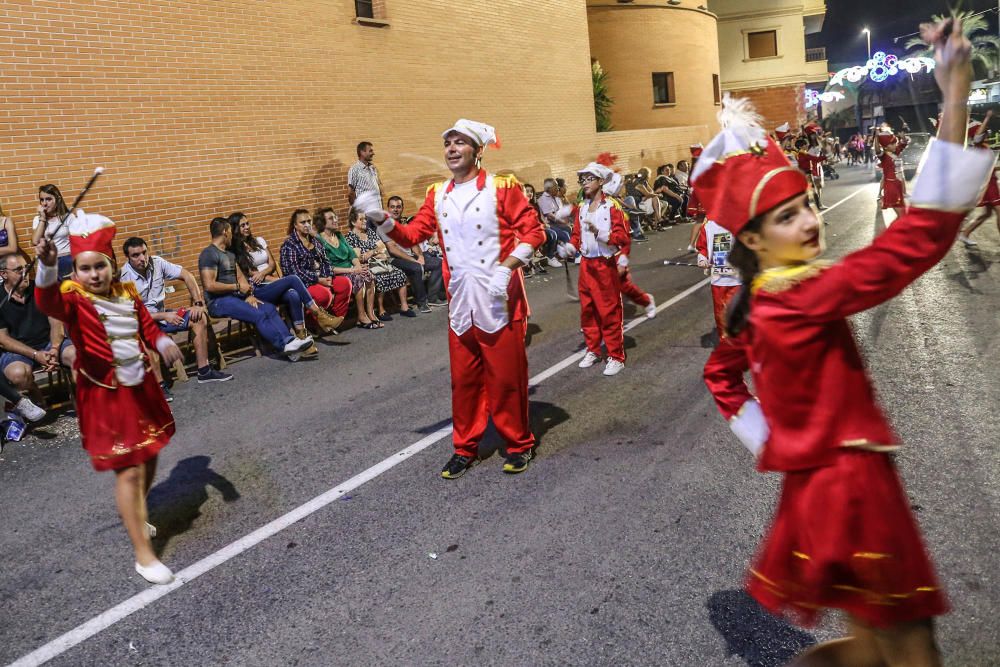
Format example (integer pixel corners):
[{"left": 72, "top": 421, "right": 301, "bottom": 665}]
[
  {"left": 707, "top": 589, "right": 816, "bottom": 667},
  {"left": 147, "top": 455, "right": 240, "bottom": 551},
  {"left": 477, "top": 400, "right": 571, "bottom": 461}
]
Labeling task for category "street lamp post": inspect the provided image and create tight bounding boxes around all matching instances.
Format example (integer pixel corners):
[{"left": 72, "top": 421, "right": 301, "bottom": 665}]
[{"left": 862, "top": 27, "right": 871, "bottom": 61}]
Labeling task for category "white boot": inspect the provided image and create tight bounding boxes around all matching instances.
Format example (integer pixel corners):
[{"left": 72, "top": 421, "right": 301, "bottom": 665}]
[{"left": 644, "top": 295, "right": 656, "bottom": 319}]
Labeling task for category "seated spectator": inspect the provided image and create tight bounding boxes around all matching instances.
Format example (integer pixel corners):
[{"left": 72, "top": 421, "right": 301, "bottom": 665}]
[
  {"left": 119, "top": 237, "right": 233, "bottom": 386},
  {"left": 0, "top": 201, "right": 21, "bottom": 262},
  {"left": 345, "top": 209, "right": 415, "bottom": 316},
  {"left": 198, "top": 217, "right": 313, "bottom": 361},
  {"left": 381, "top": 196, "right": 446, "bottom": 314},
  {"left": 278, "top": 209, "right": 352, "bottom": 329},
  {"left": 314, "top": 207, "right": 392, "bottom": 328},
  {"left": 653, "top": 164, "right": 688, "bottom": 222},
  {"left": 31, "top": 184, "right": 78, "bottom": 279},
  {"left": 228, "top": 212, "right": 341, "bottom": 336},
  {"left": 629, "top": 168, "right": 666, "bottom": 227},
  {"left": 674, "top": 160, "right": 691, "bottom": 189},
  {"left": 0, "top": 253, "right": 76, "bottom": 407}
]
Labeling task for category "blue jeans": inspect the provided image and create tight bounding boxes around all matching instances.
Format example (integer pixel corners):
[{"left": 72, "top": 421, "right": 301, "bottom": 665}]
[
  {"left": 208, "top": 295, "right": 293, "bottom": 351},
  {"left": 253, "top": 276, "right": 314, "bottom": 326}
]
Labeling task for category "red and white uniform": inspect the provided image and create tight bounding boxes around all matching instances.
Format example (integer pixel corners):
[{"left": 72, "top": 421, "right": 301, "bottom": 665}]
[
  {"left": 969, "top": 122, "right": 1000, "bottom": 207},
  {"left": 603, "top": 175, "right": 650, "bottom": 309},
  {"left": 795, "top": 150, "right": 825, "bottom": 179},
  {"left": 878, "top": 151, "right": 905, "bottom": 209},
  {"left": 695, "top": 220, "right": 740, "bottom": 337},
  {"left": 568, "top": 193, "right": 631, "bottom": 362},
  {"left": 381, "top": 169, "right": 545, "bottom": 458},
  {"left": 694, "top": 110, "right": 996, "bottom": 629},
  {"left": 34, "top": 217, "right": 175, "bottom": 471}
]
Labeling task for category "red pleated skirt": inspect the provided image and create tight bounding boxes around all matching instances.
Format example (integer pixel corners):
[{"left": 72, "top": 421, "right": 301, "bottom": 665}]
[
  {"left": 881, "top": 179, "right": 905, "bottom": 209},
  {"left": 747, "top": 450, "right": 948, "bottom": 628},
  {"left": 76, "top": 372, "right": 175, "bottom": 471},
  {"left": 978, "top": 173, "right": 1000, "bottom": 207},
  {"left": 711, "top": 284, "right": 740, "bottom": 338}
]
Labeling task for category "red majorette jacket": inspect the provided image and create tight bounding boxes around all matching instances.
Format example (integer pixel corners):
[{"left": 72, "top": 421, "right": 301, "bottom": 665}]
[
  {"left": 704, "top": 139, "right": 996, "bottom": 472},
  {"left": 35, "top": 278, "right": 170, "bottom": 388},
  {"left": 569, "top": 193, "right": 631, "bottom": 260},
  {"left": 380, "top": 169, "right": 545, "bottom": 335}
]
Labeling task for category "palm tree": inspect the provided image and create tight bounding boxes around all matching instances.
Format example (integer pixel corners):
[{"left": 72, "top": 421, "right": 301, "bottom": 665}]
[
  {"left": 904, "top": 10, "right": 1000, "bottom": 79},
  {"left": 592, "top": 61, "right": 614, "bottom": 132}
]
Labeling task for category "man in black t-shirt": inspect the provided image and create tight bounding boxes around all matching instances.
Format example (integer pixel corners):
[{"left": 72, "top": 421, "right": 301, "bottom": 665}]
[{"left": 0, "top": 254, "right": 76, "bottom": 402}]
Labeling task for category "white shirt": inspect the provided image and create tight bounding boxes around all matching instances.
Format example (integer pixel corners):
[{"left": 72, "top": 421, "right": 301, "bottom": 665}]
[
  {"left": 248, "top": 237, "right": 270, "bottom": 273},
  {"left": 32, "top": 210, "right": 80, "bottom": 256},
  {"left": 577, "top": 198, "right": 618, "bottom": 259}
]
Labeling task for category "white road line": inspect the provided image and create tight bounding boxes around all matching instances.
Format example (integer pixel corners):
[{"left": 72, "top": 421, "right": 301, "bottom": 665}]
[{"left": 9, "top": 182, "right": 870, "bottom": 667}]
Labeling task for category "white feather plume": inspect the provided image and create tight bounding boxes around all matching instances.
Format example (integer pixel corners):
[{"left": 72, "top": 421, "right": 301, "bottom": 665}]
[{"left": 717, "top": 94, "right": 763, "bottom": 131}]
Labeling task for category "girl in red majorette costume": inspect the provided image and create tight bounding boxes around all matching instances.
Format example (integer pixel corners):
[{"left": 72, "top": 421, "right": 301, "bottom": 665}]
[
  {"left": 699, "top": 19, "right": 991, "bottom": 665},
  {"left": 958, "top": 110, "right": 1000, "bottom": 246},
  {"left": 35, "top": 213, "right": 182, "bottom": 585},
  {"left": 875, "top": 126, "right": 907, "bottom": 218}
]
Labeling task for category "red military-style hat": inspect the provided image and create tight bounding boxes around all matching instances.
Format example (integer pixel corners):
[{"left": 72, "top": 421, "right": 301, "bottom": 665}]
[
  {"left": 690, "top": 143, "right": 704, "bottom": 158},
  {"left": 690, "top": 95, "right": 809, "bottom": 236},
  {"left": 69, "top": 212, "right": 117, "bottom": 262},
  {"left": 876, "top": 129, "right": 897, "bottom": 148},
  {"left": 774, "top": 122, "right": 791, "bottom": 141},
  {"left": 803, "top": 122, "right": 823, "bottom": 136}
]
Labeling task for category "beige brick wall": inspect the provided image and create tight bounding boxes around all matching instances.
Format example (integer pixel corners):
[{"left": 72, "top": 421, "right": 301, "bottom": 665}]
[
  {"left": 0, "top": 0, "right": 713, "bottom": 272},
  {"left": 587, "top": 2, "right": 721, "bottom": 131}
]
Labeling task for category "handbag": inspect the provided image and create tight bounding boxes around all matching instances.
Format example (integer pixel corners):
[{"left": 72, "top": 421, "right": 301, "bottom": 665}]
[{"left": 368, "top": 258, "right": 393, "bottom": 275}]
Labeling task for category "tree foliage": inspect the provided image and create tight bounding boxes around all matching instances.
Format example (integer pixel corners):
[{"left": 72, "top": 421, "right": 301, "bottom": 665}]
[
  {"left": 904, "top": 10, "right": 1000, "bottom": 79},
  {"left": 593, "top": 61, "right": 614, "bottom": 132}
]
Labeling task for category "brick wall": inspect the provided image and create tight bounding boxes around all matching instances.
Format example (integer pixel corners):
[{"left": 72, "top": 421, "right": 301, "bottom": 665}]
[
  {"left": 726, "top": 84, "right": 806, "bottom": 133},
  {"left": 0, "top": 0, "right": 713, "bottom": 275}
]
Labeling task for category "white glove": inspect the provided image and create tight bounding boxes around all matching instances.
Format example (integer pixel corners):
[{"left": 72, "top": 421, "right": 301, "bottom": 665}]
[
  {"left": 729, "top": 399, "right": 769, "bottom": 457},
  {"left": 487, "top": 265, "right": 513, "bottom": 298},
  {"left": 696, "top": 254, "right": 709, "bottom": 269},
  {"left": 365, "top": 209, "right": 388, "bottom": 225},
  {"left": 557, "top": 242, "right": 576, "bottom": 260}
]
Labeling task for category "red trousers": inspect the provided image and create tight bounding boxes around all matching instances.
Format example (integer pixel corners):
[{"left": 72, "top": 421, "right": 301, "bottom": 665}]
[
  {"left": 619, "top": 267, "right": 650, "bottom": 307},
  {"left": 712, "top": 284, "right": 740, "bottom": 337},
  {"left": 579, "top": 256, "right": 625, "bottom": 362},
  {"left": 307, "top": 276, "right": 352, "bottom": 318},
  {"left": 449, "top": 319, "right": 534, "bottom": 457}
]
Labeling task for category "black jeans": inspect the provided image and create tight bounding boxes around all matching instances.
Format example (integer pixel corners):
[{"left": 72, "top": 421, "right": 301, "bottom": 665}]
[{"left": 392, "top": 255, "right": 444, "bottom": 305}]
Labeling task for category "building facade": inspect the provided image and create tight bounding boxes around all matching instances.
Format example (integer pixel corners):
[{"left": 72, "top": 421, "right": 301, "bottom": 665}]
[
  {"left": 0, "top": 0, "right": 716, "bottom": 272},
  {"left": 586, "top": 0, "right": 722, "bottom": 131},
  {"left": 709, "top": 0, "right": 828, "bottom": 131}
]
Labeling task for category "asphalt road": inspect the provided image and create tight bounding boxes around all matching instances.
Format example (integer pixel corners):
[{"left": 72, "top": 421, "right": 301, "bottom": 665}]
[{"left": 1, "top": 163, "right": 998, "bottom": 666}]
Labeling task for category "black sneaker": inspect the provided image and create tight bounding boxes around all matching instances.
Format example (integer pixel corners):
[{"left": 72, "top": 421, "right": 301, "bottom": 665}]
[
  {"left": 399, "top": 309, "right": 417, "bottom": 318},
  {"left": 419, "top": 303, "right": 433, "bottom": 313},
  {"left": 197, "top": 368, "right": 234, "bottom": 384},
  {"left": 427, "top": 298, "right": 448, "bottom": 308},
  {"left": 502, "top": 450, "right": 534, "bottom": 474},
  {"left": 160, "top": 383, "right": 174, "bottom": 403},
  {"left": 441, "top": 454, "right": 476, "bottom": 479}
]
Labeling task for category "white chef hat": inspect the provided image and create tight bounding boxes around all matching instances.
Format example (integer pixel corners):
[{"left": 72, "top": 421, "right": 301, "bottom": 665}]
[
  {"left": 442, "top": 119, "right": 500, "bottom": 148},
  {"left": 577, "top": 162, "right": 613, "bottom": 181}
]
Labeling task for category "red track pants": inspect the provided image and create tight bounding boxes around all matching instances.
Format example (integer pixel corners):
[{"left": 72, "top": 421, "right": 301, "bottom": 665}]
[
  {"left": 619, "top": 268, "right": 650, "bottom": 307},
  {"left": 579, "top": 256, "right": 625, "bottom": 362},
  {"left": 711, "top": 284, "right": 740, "bottom": 338},
  {"left": 449, "top": 319, "right": 535, "bottom": 458},
  {"left": 307, "top": 276, "right": 352, "bottom": 318}
]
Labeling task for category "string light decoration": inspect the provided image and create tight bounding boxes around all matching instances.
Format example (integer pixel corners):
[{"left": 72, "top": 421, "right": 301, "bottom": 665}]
[
  {"left": 828, "top": 51, "right": 935, "bottom": 88},
  {"left": 805, "top": 89, "right": 846, "bottom": 108}
]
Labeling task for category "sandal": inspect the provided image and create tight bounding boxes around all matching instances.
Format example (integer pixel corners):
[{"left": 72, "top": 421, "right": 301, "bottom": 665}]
[{"left": 358, "top": 321, "right": 378, "bottom": 330}]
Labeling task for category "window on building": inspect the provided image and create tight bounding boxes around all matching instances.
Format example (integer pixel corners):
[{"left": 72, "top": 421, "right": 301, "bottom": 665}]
[
  {"left": 355, "top": 0, "right": 374, "bottom": 19},
  {"left": 713, "top": 74, "right": 721, "bottom": 105},
  {"left": 652, "top": 72, "right": 675, "bottom": 105},
  {"left": 747, "top": 30, "right": 778, "bottom": 59}
]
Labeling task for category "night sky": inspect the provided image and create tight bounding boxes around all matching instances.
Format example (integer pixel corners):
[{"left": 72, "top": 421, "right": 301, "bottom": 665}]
[{"left": 819, "top": 0, "right": 1000, "bottom": 67}]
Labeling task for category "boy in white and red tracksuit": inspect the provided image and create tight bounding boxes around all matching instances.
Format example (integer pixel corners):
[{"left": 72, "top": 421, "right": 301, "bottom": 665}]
[
  {"left": 695, "top": 219, "right": 741, "bottom": 337},
  {"left": 365, "top": 119, "right": 545, "bottom": 479},
  {"left": 560, "top": 162, "right": 631, "bottom": 376}
]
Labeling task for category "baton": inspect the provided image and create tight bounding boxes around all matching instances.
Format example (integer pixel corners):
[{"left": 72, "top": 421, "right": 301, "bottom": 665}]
[{"left": 45, "top": 167, "right": 104, "bottom": 241}]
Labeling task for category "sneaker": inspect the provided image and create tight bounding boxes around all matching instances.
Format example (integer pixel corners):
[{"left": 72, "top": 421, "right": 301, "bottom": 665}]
[
  {"left": 958, "top": 234, "right": 977, "bottom": 247},
  {"left": 502, "top": 450, "right": 534, "bottom": 474},
  {"left": 283, "top": 335, "right": 313, "bottom": 355},
  {"left": 579, "top": 351, "right": 600, "bottom": 368},
  {"left": 197, "top": 368, "right": 233, "bottom": 384},
  {"left": 603, "top": 359, "right": 625, "bottom": 376},
  {"left": 419, "top": 303, "right": 433, "bottom": 313},
  {"left": 135, "top": 560, "right": 174, "bottom": 585},
  {"left": 427, "top": 298, "right": 448, "bottom": 308},
  {"left": 644, "top": 295, "right": 657, "bottom": 319},
  {"left": 399, "top": 308, "right": 417, "bottom": 318},
  {"left": 160, "top": 383, "right": 174, "bottom": 403},
  {"left": 547, "top": 257, "right": 563, "bottom": 268},
  {"left": 686, "top": 244, "right": 696, "bottom": 253},
  {"left": 441, "top": 454, "right": 476, "bottom": 479},
  {"left": 13, "top": 397, "right": 46, "bottom": 422}
]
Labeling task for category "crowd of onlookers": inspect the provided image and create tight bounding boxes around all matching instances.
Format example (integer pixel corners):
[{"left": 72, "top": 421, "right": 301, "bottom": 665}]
[{"left": 1, "top": 139, "right": 707, "bottom": 434}]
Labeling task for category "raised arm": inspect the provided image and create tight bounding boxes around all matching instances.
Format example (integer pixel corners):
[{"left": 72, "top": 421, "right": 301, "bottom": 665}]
[{"left": 380, "top": 186, "right": 439, "bottom": 248}]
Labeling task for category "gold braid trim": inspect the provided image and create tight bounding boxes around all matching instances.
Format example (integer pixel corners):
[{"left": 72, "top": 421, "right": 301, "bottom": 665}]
[
  {"left": 751, "top": 260, "right": 833, "bottom": 295},
  {"left": 60, "top": 280, "right": 140, "bottom": 304},
  {"left": 493, "top": 173, "right": 522, "bottom": 189}
]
